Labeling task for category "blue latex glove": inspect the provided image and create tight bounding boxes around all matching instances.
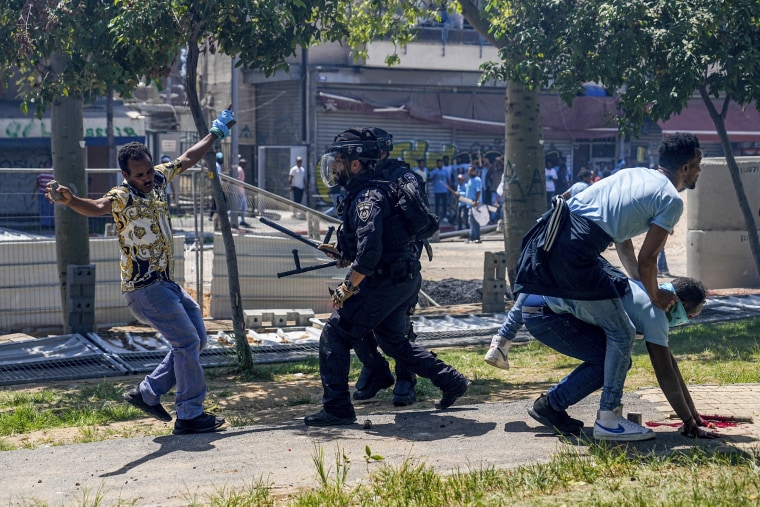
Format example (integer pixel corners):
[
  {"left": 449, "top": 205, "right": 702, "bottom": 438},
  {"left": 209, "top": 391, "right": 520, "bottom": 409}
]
[{"left": 210, "top": 109, "right": 235, "bottom": 139}]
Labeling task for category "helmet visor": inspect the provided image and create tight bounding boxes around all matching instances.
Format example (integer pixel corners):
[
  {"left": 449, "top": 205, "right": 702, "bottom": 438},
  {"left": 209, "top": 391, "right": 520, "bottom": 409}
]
[{"left": 320, "top": 151, "right": 346, "bottom": 188}]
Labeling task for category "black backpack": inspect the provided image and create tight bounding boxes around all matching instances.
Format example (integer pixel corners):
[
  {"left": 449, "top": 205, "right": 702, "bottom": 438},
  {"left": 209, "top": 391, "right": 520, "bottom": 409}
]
[{"left": 379, "top": 161, "right": 440, "bottom": 240}]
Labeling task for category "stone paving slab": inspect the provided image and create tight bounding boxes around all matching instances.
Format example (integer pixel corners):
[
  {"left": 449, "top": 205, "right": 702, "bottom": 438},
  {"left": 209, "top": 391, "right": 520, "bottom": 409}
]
[{"left": 636, "top": 384, "right": 760, "bottom": 446}]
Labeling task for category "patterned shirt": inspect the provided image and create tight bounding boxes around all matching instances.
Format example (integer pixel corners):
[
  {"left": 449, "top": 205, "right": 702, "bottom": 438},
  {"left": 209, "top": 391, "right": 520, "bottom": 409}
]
[{"left": 105, "top": 160, "right": 181, "bottom": 291}]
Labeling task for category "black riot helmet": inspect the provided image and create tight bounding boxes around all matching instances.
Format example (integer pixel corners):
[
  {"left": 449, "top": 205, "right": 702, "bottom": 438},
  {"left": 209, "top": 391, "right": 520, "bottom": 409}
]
[
  {"left": 320, "top": 128, "right": 382, "bottom": 187},
  {"left": 368, "top": 127, "right": 393, "bottom": 155}
]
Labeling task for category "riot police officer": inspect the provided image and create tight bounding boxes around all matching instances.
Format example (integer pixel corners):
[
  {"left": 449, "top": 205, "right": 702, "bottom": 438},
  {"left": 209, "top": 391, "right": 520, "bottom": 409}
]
[
  {"left": 304, "top": 128, "right": 470, "bottom": 427},
  {"left": 351, "top": 127, "right": 420, "bottom": 407}
]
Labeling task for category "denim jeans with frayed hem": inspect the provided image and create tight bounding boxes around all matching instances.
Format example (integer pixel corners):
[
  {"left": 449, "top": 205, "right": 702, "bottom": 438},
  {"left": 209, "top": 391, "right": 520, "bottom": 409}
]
[
  {"left": 124, "top": 280, "right": 208, "bottom": 420},
  {"left": 529, "top": 297, "right": 635, "bottom": 411},
  {"left": 468, "top": 208, "right": 481, "bottom": 241},
  {"left": 497, "top": 293, "right": 528, "bottom": 339}
]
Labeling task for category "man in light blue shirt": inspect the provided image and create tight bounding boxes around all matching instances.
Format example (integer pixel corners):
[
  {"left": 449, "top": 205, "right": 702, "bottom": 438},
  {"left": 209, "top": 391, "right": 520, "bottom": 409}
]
[
  {"left": 464, "top": 165, "right": 482, "bottom": 243},
  {"left": 513, "top": 133, "right": 703, "bottom": 440},
  {"left": 487, "top": 276, "right": 717, "bottom": 441},
  {"left": 429, "top": 159, "right": 450, "bottom": 222}
]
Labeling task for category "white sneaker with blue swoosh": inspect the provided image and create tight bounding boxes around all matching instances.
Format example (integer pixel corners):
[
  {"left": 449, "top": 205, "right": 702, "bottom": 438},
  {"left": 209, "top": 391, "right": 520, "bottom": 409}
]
[{"left": 593, "top": 410, "right": 655, "bottom": 441}]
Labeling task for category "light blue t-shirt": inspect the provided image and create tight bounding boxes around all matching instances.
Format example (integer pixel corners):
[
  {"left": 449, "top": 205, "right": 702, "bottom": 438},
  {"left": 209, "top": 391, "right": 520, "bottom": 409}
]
[
  {"left": 566, "top": 167, "right": 682, "bottom": 243},
  {"left": 430, "top": 168, "right": 449, "bottom": 194},
  {"left": 465, "top": 176, "right": 482, "bottom": 207},
  {"left": 457, "top": 182, "right": 467, "bottom": 208},
  {"left": 545, "top": 279, "right": 669, "bottom": 347},
  {"left": 565, "top": 181, "right": 590, "bottom": 198}
]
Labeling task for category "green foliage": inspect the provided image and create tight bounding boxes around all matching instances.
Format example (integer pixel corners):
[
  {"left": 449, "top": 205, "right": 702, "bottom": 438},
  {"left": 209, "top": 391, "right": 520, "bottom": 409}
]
[
  {"left": 0, "top": 0, "right": 352, "bottom": 115},
  {"left": 110, "top": 0, "right": 348, "bottom": 78},
  {"left": 4, "top": 0, "right": 174, "bottom": 114},
  {"left": 482, "top": 0, "right": 760, "bottom": 133},
  {"left": 341, "top": 0, "right": 426, "bottom": 65},
  {"left": 364, "top": 444, "right": 384, "bottom": 462}
]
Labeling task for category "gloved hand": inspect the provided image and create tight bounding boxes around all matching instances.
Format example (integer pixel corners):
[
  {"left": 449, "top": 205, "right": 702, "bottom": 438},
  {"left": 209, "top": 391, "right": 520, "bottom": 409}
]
[
  {"left": 317, "top": 243, "right": 351, "bottom": 268},
  {"left": 317, "top": 243, "right": 341, "bottom": 259},
  {"left": 210, "top": 108, "right": 235, "bottom": 139},
  {"left": 330, "top": 281, "right": 359, "bottom": 308}
]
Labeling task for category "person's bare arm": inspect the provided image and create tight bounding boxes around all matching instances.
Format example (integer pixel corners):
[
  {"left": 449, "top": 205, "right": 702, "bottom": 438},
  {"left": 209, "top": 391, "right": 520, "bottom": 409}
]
[
  {"left": 176, "top": 133, "right": 221, "bottom": 175},
  {"left": 176, "top": 108, "right": 235, "bottom": 175},
  {"left": 615, "top": 239, "right": 640, "bottom": 279},
  {"left": 639, "top": 225, "right": 677, "bottom": 310},
  {"left": 47, "top": 182, "right": 112, "bottom": 216},
  {"left": 646, "top": 342, "right": 719, "bottom": 439}
]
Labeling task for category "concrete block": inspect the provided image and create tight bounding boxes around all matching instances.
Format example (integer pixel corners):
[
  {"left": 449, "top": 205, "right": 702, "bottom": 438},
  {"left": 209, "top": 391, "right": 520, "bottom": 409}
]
[
  {"left": 288, "top": 309, "right": 315, "bottom": 326},
  {"left": 687, "top": 229, "right": 760, "bottom": 289},
  {"left": 483, "top": 251, "right": 507, "bottom": 281},
  {"left": 244, "top": 310, "right": 267, "bottom": 328},
  {"left": 688, "top": 157, "right": 760, "bottom": 231},
  {"left": 244, "top": 308, "right": 316, "bottom": 328}
]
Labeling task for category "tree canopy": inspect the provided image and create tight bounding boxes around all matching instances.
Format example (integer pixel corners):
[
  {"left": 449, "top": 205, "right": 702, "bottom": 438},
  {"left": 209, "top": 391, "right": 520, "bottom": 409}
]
[{"left": 479, "top": 0, "right": 760, "bottom": 277}]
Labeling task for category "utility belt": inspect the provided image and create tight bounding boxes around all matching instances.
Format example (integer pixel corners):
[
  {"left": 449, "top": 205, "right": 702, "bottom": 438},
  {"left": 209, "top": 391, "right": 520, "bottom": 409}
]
[{"left": 374, "top": 259, "right": 421, "bottom": 282}]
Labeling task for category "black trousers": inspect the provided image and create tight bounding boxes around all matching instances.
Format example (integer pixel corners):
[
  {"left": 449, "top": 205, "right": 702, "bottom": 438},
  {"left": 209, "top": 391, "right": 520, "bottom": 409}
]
[{"left": 319, "top": 271, "right": 462, "bottom": 418}]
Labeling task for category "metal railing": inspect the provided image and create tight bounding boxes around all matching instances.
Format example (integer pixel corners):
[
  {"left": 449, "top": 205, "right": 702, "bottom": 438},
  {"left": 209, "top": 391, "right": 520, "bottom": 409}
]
[{"left": 0, "top": 166, "right": 341, "bottom": 334}]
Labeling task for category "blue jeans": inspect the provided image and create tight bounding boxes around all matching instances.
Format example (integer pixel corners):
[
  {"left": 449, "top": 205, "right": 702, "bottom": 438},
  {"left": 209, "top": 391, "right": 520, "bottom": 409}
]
[
  {"left": 434, "top": 193, "right": 448, "bottom": 220},
  {"left": 497, "top": 293, "right": 527, "bottom": 339},
  {"left": 657, "top": 250, "right": 669, "bottom": 273},
  {"left": 468, "top": 208, "right": 480, "bottom": 241},
  {"left": 124, "top": 280, "right": 208, "bottom": 420},
  {"left": 523, "top": 311, "right": 615, "bottom": 412},
  {"left": 541, "top": 297, "right": 635, "bottom": 411}
]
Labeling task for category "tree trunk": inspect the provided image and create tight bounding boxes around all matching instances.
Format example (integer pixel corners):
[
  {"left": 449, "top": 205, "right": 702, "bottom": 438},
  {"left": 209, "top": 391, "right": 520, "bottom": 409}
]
[
  {"left": 51, "top": 94, "right": 90, "bottom": 332},
  {"left": 700, "top": 89, "right": 760, "bottom": 280},
  {"left": 502, "top": 82, "right": 546, "bottom": 289},
  {"left": 186, "top": 26, "right": 253, "bottom": 371},
  {"left": 458, "top": 2, "right": 545, "bottom": 292}
]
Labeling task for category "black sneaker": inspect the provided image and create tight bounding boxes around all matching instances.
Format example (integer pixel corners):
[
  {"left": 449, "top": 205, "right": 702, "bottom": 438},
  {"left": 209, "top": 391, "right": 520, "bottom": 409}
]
[
  {"left": 528, "top": 394, "right": 583, "bottom": 436},
  {"left": 304, "top": 409, "right": 357, "bottom": 427},
  {"left": 392, "top": 379, "right": 417, "bottom": 407},
  {"left": 173, "top": 412, "right": 225, "bottom": 435},
  {"left": 353, "top": 368, "right": 395, "bottom": 401},
  {"left": 123, "top": 387, "right": 172, "bottom": 422},
  {"left": 435, "top": 377, "right": 471, "bottom": 410}
]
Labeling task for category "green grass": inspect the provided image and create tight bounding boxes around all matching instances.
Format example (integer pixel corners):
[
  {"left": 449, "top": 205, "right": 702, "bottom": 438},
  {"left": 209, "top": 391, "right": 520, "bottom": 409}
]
[
  {"left": 2, "top": 318, "right": 760, "bottom": 446},
  {"left": 196, "top": 443, "right": 760, "bottom": 506},
  {"left": 0, "top": 380, "right": 136, "bottom": 437},
  {"left": 3, "top": 318, "right": 760, "bottom": 504}
]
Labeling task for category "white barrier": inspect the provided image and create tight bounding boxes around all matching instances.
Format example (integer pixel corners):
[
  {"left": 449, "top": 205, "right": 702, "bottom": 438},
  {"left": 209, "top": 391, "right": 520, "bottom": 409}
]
[{"left": 0, "top": 237, "right": 185, "bottom": 332}]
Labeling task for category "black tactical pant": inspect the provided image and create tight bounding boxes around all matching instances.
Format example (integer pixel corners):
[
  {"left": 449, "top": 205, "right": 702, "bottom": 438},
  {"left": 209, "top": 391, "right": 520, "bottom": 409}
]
[{"left": 318, "top": 271, "right": 463, "bottom": 419}]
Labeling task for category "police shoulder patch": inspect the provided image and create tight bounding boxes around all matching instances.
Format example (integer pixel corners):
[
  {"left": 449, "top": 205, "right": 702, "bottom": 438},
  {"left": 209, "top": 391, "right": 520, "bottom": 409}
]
[{"left": 356, "top": 200, "right": 373, "bottom": 222}]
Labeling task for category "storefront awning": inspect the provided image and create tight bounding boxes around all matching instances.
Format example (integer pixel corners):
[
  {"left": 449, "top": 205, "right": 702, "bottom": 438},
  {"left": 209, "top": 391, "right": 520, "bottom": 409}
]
[
  {"left": 0, "top": 100, "right": 145, "bottom": 147},
  {"left": 318, "top": 90, "right": 621, "bottom": 140},
  {"left": 658, "top": 98, "right": 760, "bottom": 143}
]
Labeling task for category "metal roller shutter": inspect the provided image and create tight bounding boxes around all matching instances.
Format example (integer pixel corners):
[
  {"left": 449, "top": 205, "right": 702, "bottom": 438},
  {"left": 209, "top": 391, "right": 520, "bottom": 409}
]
[{"left": 316, "top": 111, "right": 456, "bottom": 162}]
